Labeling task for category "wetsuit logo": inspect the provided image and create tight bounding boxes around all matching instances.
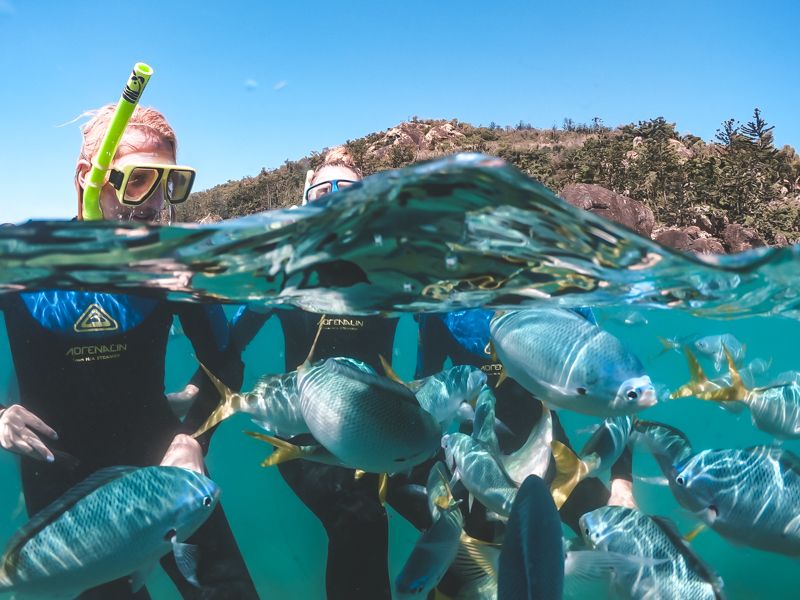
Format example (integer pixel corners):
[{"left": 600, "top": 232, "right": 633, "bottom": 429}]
[
  {"left": 318, "top": 317, "right": 365, "bottom": 331},
  {"left": 73, "top": 304, "right": 119, "bottom": 333}
]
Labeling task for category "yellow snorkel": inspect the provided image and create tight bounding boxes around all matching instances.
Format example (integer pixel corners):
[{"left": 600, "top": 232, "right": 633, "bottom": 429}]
[{"left": 81, "top": 62, "right": 153, "bottom": 220}]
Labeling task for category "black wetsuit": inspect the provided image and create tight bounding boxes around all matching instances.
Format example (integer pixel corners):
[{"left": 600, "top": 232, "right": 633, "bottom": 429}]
[
  {"left": 232, "top": 306, "right": 399, "bottom": 600},
  {"left": 0, "top": 291, "right": 258, "bottom": 599},
  {"left": 403, "top": 309, "right": 632, "bottom": 596}
]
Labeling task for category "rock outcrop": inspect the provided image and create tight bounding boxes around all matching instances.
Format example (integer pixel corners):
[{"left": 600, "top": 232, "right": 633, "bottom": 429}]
[
  {"left": 654, "top": 227, "right": 725, "bottom": 254},
  {"left": 722, "top": 224, "right": 766, "bottom": 253},
  {"left": 560, "top": 184, "right": 655, "bottom": 237}
]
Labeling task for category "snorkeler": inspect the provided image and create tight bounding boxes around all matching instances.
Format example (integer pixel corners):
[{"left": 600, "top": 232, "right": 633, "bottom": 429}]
[
  {"left": 0, "top": 105, "right": 258, "bottom": 599},
  {"left": 221, "top": 147, "right": 400, "bottom": 599}
]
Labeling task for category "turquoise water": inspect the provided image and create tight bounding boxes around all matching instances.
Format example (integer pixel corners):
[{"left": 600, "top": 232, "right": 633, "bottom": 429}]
[{"left": 2, "top": 154, "right": 800, "bottom": 598}]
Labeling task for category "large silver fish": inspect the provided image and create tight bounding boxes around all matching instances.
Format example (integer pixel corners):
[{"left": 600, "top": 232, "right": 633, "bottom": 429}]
[
  {"left": 395, "top": 463, "right": 464, "bottom": 599},
  {"left": 194, "top": 358, "right": 378, "bottom": 439},
  {"left": 0, "top": 466, "right": 219, "bottom": 598},
  {"left": 673, "top": 445, "right": 800, "bottom": 555},
  {"left": 580, "top": 506, "right": 725, "bottom": 600},
  {"left": 490, "top": 309, "right": 656, "bottom": 416},
  {"left": 297, "top": 357, "right": 441, "bottom": 473}
]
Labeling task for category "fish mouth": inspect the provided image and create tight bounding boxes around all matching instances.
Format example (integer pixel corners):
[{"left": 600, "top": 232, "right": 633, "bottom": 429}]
[{"left": 639, "top": 386, "right": 657, "bottom": 407}]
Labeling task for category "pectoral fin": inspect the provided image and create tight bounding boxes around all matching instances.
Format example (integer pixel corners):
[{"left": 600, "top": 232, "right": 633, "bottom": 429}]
[
  {"left": 129, "top": 562, "right": 157, "bottom": 592},
  {"left": 244, "top": 431, "right": 302, "bottom": 467},
  {"left": 172, "top": 539, "right": 200, "bottom": 587},
  {"left": 378, "top": 473, "right": 388, "bottom": 505},
  {"left": 550, "top": 440, "right": 590, "bottom": 509},
  {"left": 379, "top": 355, "right": 407, "bottom": 387}
]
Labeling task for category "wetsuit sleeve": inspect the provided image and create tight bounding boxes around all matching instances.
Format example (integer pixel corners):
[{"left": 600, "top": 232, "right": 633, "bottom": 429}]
[
  {"left": 230, "top": 306, "right": 273, "bottom": 353},
  {"left": 174, "top": 303, "right": 243, "bottom": 450},
  {"left": 610, "top": 445, "right": 633, "bottom": 483},
  {"left": 414, "top": 314, "right": 451, "bottom": 378}
]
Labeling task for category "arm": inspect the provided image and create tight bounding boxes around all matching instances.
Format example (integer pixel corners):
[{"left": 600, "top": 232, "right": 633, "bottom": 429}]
[{"left": 608, "top": 446, "right": 635, "bottom": 508}]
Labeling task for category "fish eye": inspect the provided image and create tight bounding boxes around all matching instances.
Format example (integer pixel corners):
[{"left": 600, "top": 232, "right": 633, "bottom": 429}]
[
  {"left": 627, "top": 390, "right": 638, "bottom": 400},
  {"left": 676, "top": 476, "right": 685, "bottom": 486},
  {"left": 203, "top": 496, "right": 213, "bottom": 507},
  {"left": 584, "top": 527, "right": 590, "bottom": 535},
  {"left": 164, "top": 528, "right": 177, "bottom": 541},
  {"left": 576, "top": 387, "right": 587, "bottom": 396}
]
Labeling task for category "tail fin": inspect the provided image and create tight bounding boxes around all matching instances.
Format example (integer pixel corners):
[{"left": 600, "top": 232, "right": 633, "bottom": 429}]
[
  {"left": 243, "top": 431, "right": 302, "bottom": 467},
  {"left": 696, "top": 346, "right": 748, "bottom": 402},
  {"left": 657, "top": 336, "right": 680, "bottom": 357},
  {"left": 550, "top": 441, "right": 596, "bottom": 509},
  {"left": 670, "top": 348, "right": 714, "bottom": 399},
  {"left": 192, "top": 364, "right": 246, "bottom": 438},
  {"left": 379, "top": 354, "right": 408, "bottom": 387}
]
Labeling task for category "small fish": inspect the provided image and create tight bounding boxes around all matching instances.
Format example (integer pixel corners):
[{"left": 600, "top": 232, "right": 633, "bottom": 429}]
[
  {"left": 579, "top": 416, "right": 633, "bottom": 473},
  {"left": 0, "top": 466, "right": 219, "bottom": 598},
  {"left": 675, "top": 348, "right": 800, "bottom": 439},
  {"left": 298, "top": 357, "right": 441, "bottom": 474},
  {"left": 660, "top": 334, "right": 745, "bottom": 371},
  {"left": 490, "top": 309, "right": 656, "bottom": 416},
  {"left": 607, "top": 311, "right": 649, "bottom": 327},
  {"left": 579, "top": 506, "right": 725, "bottom": 600},
  {"left": 746, "top": 357, "right": 772, "bottom": 376},
  {"left": 631, "top": 419, "right": 696, "bottom": 507},
  {"left": 395, "top": 463, "right": 463, "bottom": 598}
]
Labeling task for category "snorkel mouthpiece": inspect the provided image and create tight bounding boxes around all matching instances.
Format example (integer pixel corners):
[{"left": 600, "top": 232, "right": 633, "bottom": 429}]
[{"left": 82, "top": 62, "right": 153, "bottom": 221}]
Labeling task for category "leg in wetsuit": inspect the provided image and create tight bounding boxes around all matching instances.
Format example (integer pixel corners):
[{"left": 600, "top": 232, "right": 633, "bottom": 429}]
[{"left": 278, "top": 460, "right": 391, "bottom": 600}]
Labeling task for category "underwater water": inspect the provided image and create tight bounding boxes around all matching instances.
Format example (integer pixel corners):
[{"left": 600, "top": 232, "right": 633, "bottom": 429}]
[{"left": 1, "top": 154, "right": 799, "bottom": 598}]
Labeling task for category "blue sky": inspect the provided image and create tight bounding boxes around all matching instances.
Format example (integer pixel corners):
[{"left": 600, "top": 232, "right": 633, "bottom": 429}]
[{"left": 0, "top": 0, "right": 798, "bottom": 222}]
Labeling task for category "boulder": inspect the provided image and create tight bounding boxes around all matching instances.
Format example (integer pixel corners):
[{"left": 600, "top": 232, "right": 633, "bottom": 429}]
[
  {"left": 560, "top": 184, "right": 655, "bottom": 237},
  {"left": 722, "top": 224, "right": 766, "bottom": 253},
  {"left": 654, "top": 227, "right": 725, "bottom": 255}
]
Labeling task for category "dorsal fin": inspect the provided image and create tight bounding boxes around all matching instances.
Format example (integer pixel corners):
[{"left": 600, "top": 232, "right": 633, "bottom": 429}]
[
  {"left": 298, "top": 314, "right": 327, "bottom": 370},
  {"left": 2, "top": 466, "right": 138, "bottom": 575},
  {"left": 378, "top": 354, "right": 408, "bottom": 387}
]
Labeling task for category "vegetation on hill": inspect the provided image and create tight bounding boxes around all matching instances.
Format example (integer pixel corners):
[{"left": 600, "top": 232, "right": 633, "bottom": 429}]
[{"left": 178, "top": 109, "right": 800, "bottom": 244}]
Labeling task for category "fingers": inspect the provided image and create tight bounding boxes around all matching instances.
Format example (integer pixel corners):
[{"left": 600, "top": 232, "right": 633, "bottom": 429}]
[
  {"left": 20, "top": 411, "right": 58, "bottom": 440},
  {"left": 23, "top": 434, "right": 55, "bottom": 463}
]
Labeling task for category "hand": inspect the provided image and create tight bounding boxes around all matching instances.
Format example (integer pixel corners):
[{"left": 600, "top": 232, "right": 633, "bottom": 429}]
[
  {"left": 608, "top": 478, "right": 636, "bottom": 509},
  {"left": 166, "top": 384, "right": 200, "bottom": 419},
  {"left": 0, "top": 404, "right": 58, "bottom": 462},
  {"left": 160, "top": 434, "right": 205, "bottom": 474}
]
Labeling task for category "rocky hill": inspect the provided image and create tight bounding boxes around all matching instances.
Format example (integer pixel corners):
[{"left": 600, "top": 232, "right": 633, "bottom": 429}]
[{"left": 178, "top": 112, "right": 800, "bottom": 253}]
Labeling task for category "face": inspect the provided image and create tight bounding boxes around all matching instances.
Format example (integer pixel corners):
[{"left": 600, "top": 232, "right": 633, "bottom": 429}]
[
  {"left": 306, "top": 165, "right": 361, "bottom": 203},
  {"left": 79, "top": 128, "right": 176, "bottom": 224}
]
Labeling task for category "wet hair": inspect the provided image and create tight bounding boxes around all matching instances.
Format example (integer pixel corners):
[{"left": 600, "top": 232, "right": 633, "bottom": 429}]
[
  {"left": 77, "top": 104, "right": 177, "bottom": 163},
  {"left": 311, "top": 146, "right": 363, "bottom": 184}
]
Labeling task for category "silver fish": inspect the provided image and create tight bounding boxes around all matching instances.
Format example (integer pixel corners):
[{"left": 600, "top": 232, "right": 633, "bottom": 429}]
[
  {"left": 580, "top": 506, "right": 725, "bottom": 600},
  {"left": 395, "top": 463, "right": 463, "bottom": 599},
  {"left": 632, "top": 419, "right": 697, "bottom": 509},
  {"left": 500, "top": 403, "right": 553, "bottom": 484},
  {"left": 676, "top": 348, "right": 800, "bottom": 439},
  {"left": 490, "top": 309, "right": 656, "bottom": 416},
  {"left": 442, "top": 393, "right": 517, "bottom": 517},
  {"left": 580, "top": 416, "right": 633, "bottom": 473},
  {"left": 0, "top": 466, "right": 219, "bottom": 598},
  {"left": 195, "top": 358, "right": 377, "bottom": 438},
  {"left": 411, "top": 365, "right": 487, "bottom": 426},
  {"left": 673, "top": 445, "right": 800, "bottom": 555},
  {"left": 692, "top": 334, "right": 745, "bottom": 371},
  {"left": 298, "top": 357, "right": 441, "bottom": 473}
]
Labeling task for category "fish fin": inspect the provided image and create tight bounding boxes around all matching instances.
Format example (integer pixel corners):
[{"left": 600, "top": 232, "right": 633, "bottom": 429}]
[
  {"left": 697, "top": 346, "right": 749, "bottom": 402},
  {"left": 670, "top": 348, "right": 711, "bottom": 399},
  {"left": 657, "top": 336, "right": 680, "bottom": 356},
  {"left": 468, "top": 492, "right": 475, "bottom": 513},
  {"left": 456, "top": 532, "right": 501, "bottom": 580},
  {"left": 565, "top": 550, "right": 667, "bottom": 580},
  {"left": 243, "top": 431, "right": 302, "bottom": 467},
  {"left": 378, "top": 473, "right": 388, "bottom": 505},
  {"left": 429, "top": 463, "right": 457, "bottom": 511},
  {"left": 172, "top": 539, "right": 200, "bottom": 587},
  {"left": 1, "top": 466, "right": 138, "bottom": 575},
  {"left": 683, "top": 523, "right": 706, "bottom": 543},
  {"left": 193, "top": 364, "right": 245, "bottom": 438},
  {"left": 298, "top": 314, "right": 326, "bottom": 371},
  {"left": 549, "top": 441, "right": 589, "bottom": 510},
  {"left": 378, "top": 354, "right": 407, "bottom": 387},
  {"left": 651, "top": 516, "right": 724, "bottom": 596},
  {"left": 472, "top": 392, "right": 499, "bottom": 449},
  {"left": 495, "top": 369, "right": 508, "bottom": 389},
  {"left": 354, "top": 469, "right": 366, "bottom": 480},
  {"left": 485, "top": 511, "right": 507, "bottom": 523},
  {"left": 484, "top": 340, "right": 497, "bottom": 362},
  {"left": 633, "top": 474, "right": 670, "bottom": 487},
  {"left": 129, "top": 562, "right": 157, "bottom": 592}
]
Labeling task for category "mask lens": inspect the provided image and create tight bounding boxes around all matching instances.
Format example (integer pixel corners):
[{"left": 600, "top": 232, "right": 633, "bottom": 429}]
[
  {"left": 166, "top": 169, "right": 195, "bottom": 204},
  {"left": 123, "top": 167, "right": 161, "bottom": 205},
  {"left": 307, "top": 181, "right": 333, "bottom": 201},
  {"left": 336, "top": 180, "right": 357, "bottom": 191}
]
